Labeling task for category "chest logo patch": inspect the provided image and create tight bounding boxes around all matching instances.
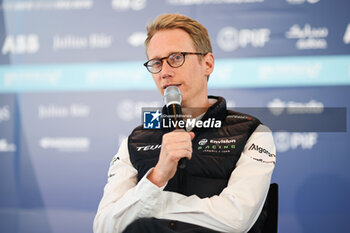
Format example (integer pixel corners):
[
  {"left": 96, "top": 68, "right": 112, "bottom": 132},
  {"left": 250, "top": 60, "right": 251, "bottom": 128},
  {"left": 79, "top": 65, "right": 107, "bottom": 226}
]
[{"left": 197, "top": 138, "right": 236, "bottom": 153}]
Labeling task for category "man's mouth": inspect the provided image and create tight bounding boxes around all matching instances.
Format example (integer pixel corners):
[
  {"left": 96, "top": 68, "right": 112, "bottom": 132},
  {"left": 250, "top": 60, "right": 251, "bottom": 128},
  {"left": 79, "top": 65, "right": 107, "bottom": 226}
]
[{"left": 163, "top": 84, "right": 181, "bottom": 89}]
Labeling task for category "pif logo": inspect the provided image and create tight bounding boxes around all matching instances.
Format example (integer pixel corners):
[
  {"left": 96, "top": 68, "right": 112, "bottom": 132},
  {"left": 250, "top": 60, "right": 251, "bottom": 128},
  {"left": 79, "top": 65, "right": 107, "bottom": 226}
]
[
  {"left": 217, "top": 27, "right": 270, "bottom": 52},
  {"left": 143, "top": 110, "right": 161, "bottom": 129}
]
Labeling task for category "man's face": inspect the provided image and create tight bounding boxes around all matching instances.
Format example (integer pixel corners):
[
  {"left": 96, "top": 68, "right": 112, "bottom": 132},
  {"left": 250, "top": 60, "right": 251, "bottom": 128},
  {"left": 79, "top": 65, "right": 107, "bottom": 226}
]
[{"left": 147, "top": 29, "right": 214, "bottom": 108}]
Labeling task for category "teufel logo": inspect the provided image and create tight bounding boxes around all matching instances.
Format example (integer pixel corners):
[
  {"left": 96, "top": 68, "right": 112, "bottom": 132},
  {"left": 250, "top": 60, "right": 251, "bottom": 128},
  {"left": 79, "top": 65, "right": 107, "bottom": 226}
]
[
  {"left": 217, "top": 27, "right": 270, "bottom": 52},
  {"left": 136, "top": 144, "right": 161, "bottom": 151}
]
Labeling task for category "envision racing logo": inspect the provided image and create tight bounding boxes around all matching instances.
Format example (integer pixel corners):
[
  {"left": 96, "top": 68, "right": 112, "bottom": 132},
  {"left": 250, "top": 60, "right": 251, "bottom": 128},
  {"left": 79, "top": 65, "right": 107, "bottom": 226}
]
[
  {"left": 198, "top": 139, "right": 208, "bottom": 145},
  {"left": 197, "top": 138, "right": 236, "bottom": 153}
]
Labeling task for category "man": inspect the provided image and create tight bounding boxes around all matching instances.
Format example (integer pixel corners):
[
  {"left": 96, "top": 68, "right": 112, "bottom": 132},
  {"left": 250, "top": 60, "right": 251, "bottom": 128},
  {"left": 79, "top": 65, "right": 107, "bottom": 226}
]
[{"left": 94, "top": 14, "right": 276, "bottom": 233}]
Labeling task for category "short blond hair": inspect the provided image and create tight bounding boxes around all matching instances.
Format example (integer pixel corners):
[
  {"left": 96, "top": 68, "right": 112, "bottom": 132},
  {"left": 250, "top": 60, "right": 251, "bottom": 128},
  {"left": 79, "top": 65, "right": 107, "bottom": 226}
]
[{"left": 145, "top": 14, "right": 212, "bottom": 55}]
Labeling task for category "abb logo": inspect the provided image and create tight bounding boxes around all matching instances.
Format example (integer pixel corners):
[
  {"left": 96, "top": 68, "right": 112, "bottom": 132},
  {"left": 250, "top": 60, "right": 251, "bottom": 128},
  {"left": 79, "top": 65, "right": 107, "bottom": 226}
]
[{"left": 1, "top": 34, "right": 39, "bottom": 55}]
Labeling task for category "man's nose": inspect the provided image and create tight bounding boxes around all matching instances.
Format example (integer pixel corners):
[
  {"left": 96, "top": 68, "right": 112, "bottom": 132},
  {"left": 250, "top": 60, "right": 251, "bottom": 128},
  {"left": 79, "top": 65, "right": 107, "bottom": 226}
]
[{"left": 160, "top": 60, "right": 174, "bottom": 78}]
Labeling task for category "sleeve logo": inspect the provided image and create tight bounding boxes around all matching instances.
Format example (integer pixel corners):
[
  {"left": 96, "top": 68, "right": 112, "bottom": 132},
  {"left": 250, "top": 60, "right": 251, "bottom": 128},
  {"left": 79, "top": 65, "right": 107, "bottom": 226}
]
[{"left": 248, "top": 143, "right": 276, "bottom": 164}]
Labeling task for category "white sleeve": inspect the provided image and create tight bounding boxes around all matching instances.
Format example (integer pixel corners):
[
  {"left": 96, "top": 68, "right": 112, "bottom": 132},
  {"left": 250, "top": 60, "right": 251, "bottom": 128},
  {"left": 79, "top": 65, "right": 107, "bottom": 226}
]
[
  {"left": 153, "top": 124, "right": 276, "bottom": 233},
  {"left": 93, "top": 138, "right": 166, "bottom": 233}
]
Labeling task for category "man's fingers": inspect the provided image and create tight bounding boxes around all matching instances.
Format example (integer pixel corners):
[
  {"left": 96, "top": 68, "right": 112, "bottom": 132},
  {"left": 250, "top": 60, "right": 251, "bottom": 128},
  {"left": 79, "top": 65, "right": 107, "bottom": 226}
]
[
  {"left": 163, "top": 131, "right": 194, "bottom": 143},
  {"left": 167, "top": 149, "right": 192, "bottom": 161}
]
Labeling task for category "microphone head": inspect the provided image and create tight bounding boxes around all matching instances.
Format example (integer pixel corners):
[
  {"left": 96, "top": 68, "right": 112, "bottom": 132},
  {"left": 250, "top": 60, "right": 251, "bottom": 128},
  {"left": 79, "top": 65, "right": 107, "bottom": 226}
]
[{"left": 164, "top": 86, "right": 182, "bottom": 107}]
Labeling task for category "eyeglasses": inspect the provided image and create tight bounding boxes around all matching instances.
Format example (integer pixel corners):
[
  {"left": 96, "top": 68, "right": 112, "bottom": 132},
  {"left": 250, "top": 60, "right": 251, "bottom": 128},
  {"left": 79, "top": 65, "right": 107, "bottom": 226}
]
[{"left": 143, "top": 52, "right": 208, "bottom": 74}]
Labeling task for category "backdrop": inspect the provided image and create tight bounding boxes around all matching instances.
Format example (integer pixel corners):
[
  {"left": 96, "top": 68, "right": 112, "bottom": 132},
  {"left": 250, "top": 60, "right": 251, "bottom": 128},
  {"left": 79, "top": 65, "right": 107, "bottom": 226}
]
[{"left": 0, "top": 0, "right": 350, "bottom": 233}]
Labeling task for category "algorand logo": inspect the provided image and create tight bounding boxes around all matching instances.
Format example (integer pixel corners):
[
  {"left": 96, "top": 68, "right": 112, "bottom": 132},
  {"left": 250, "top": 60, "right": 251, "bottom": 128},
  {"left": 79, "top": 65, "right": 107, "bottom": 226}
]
[
  {"left": 267, "top": 98, "right": 324, "bottom": 116},
  {"left": 217, "top": 26, "right": 270, "bottom": 52},
  {"left": 248, "top": 143, "right": 276, "bottom": 158},
  {"left": 273, "top": 132, "right": 318, "bottom": 152},
  {"left": 112, "top": 0, "right": 146, "bottom": 11},
  {"left": 285, "top": 24, "right": 328, "bottom": 50},
  {"left": 2, "top": 34, "right": 40, "bottom": 54}
]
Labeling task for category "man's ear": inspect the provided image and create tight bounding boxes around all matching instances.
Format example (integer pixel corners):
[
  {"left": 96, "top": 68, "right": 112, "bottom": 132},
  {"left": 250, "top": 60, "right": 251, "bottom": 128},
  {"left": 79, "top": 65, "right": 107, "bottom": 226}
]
[{"left": 204, "top": 52, "right": 215, "bottom": 77}]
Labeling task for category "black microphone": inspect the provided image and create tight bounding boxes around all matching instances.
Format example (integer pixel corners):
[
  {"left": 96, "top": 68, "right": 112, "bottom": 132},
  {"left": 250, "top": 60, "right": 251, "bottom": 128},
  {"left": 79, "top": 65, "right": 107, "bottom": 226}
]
[{"left": 164, "top": 86, "right": 186, "bottom": 169}]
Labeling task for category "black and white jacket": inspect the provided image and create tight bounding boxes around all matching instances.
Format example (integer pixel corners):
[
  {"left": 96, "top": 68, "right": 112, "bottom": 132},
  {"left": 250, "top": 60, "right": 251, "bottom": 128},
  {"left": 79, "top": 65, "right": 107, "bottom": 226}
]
[{"left": 94, "top": 96, "right": 276, "bottom": 233}]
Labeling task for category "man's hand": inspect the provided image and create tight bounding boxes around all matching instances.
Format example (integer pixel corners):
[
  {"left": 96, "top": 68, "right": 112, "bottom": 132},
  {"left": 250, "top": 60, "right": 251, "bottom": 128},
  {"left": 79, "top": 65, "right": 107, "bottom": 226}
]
[{"left": 147, "top": 130, "right": 195, "bottom": 187}]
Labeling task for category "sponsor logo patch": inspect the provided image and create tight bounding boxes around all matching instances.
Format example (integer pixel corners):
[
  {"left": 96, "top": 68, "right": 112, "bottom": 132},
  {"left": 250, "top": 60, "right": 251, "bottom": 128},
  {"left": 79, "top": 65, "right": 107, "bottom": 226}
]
[
  {"left": 248, "top": 143, "right": 276, "bottom": 164},
  {"left": 197, "top": 137, "right": 236, "bottom": 153}
]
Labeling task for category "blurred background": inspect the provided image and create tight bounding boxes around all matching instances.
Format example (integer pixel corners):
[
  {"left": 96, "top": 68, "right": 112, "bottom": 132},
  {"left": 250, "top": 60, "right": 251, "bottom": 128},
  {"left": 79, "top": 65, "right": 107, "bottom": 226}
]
[{"left": 0, "top": 0, "right": 350, "bottom": 232}]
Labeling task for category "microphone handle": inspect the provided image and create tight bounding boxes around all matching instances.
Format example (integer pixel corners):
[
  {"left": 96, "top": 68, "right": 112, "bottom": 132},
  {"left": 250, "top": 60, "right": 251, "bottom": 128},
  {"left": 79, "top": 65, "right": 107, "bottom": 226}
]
[{"left": 178, "top": 158, "right": 186, "bottom": 169}]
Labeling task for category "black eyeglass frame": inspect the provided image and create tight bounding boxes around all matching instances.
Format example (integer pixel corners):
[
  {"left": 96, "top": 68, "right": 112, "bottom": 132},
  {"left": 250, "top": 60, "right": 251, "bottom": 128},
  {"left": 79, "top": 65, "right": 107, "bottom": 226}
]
[{"left": 143, "top": 52, "right": 208, "bottom": 74}]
